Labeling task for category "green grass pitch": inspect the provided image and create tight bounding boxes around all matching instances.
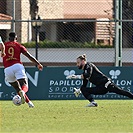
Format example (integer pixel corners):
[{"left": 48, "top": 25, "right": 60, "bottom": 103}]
[{"left": 0, "top": 100, "right": 133, "bottom": 133}]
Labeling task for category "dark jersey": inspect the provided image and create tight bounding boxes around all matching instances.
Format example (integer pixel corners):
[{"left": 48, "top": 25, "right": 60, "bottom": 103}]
[{"left": 82, "top": 62, "right": 110, "bottom": 87}]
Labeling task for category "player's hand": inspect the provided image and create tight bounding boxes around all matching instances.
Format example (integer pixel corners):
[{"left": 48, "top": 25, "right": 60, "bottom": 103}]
[
  {"left": 73, "top": 88, "right": 81, "bottom": 97},
  {"left": 66, "top": 74, "right": 81, "bottom": 79},
  {"left": 1, "top": 52, "right": 6, "bottom": 57},
  {"left": 37, "top": 63, "right": 43, "bottom": 71}
]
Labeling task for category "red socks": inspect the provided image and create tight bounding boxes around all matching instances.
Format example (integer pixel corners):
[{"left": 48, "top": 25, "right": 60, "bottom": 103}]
[
  {"left": 25, "top": 94, "right": 30, "bottom": 103},
  {"left": 22, "top": 85, "right": 30, "bottom": 103},
  {"left": 21, "top": 85, "right": 28, "bottom": 93}
]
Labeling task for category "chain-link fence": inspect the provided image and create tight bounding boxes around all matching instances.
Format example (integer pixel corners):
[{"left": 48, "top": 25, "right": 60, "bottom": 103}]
[{"left": 0, "top": 0, "right": 133, "bottom": 66}]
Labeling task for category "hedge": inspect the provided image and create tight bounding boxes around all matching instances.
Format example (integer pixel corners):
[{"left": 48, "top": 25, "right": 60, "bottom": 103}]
[{"left": 22, "top": 40, "right": 113, "bottom": 48}]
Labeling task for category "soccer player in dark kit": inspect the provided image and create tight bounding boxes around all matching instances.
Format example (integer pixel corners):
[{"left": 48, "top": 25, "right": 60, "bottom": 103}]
[{"left": 67, "top": 54, "right": 133, "bottom": 107}]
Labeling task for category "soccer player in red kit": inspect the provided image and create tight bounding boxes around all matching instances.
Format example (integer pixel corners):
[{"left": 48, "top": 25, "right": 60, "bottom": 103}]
[{"left": 3, "top": 32, "right": 43, "bottom": 107}]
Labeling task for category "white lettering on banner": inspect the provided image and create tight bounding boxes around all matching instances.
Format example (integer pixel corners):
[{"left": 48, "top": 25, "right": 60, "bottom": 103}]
[
  {"left": 0, "top": 91, "right": 17, "bottom": 99},
  {"left": 93, "top": 94, "right": 127, "bottom": 99},
  {"left": 114, "top": 80, "right": 132, "bottom": 86},
  {"left": 26, "top": 71, "right": 39, "bottom": 87},
  {"left": 48, "top": 94, "right": 85, "bottom": 99},
  {"left": 49, "top": 87, "right": 53, "bottom": 93},
  {"left": 50, "top": 80, "right": 54, "bottom": 86},
  {"left": 127, "top": 87, "right": 131, "bottom": 92},
  {"left": 49, "top": 79, "right": 82, "bottom": 96},
  {"left": 62, "top": 87, "right": 67, "bottom": 92},
  {"left": 49, "top": 86, "right": 75, "bottom": 93},
  {"left": 55, "top": 87, "right": 60, "bottom": 92},
  {"left": 49, "top": 80, "right": 82, "bottom": 86},
  {"left": 11, "top": 92, "right": 16, "bottom": 98},
  {"left": 48, "top": 69, "right": 84, "bottom": 98}
]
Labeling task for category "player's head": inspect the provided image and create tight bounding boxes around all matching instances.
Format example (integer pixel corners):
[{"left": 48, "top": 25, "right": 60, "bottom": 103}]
[
  {"left": 76, "top": 54, "right": 87, "bottom": 69},
  {"left": 9, "top": 32, "right": 17, "bottom": 41}
]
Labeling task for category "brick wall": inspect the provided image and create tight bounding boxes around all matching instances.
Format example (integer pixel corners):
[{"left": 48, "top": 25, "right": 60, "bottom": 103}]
[
  {"left": 21, "top": 0, "right": 30, "bottom": 43},
  {"left": 64, "top": 0, "right": 113, "bottom": 18},
  {"left": 39, "top": 0, "right": 64, "bottom": 19}
]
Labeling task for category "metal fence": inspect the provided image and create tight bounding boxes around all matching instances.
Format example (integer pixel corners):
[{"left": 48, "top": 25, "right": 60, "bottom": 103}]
[{"left": 0, "top": 0, "right": 133, "bottom": 66}]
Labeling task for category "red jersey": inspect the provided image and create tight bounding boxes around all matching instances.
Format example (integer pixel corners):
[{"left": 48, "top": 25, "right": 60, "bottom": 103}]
[{"left": 3, "top": 41, "right": 27, "bottom": 68}]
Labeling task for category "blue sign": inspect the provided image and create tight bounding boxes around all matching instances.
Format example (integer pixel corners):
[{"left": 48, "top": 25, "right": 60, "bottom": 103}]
[{"left": 0, "top": 67, "right": 132, "bottom": 100}]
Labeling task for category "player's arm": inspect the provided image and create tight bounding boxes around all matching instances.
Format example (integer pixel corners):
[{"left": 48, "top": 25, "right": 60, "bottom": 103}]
[
  {"left": 0, "top": 37, "right": 6, "bottom": 57},
  {"left": 66, "top": 74, "right": 83, "bottom": 79},
  {"left": 66, "top": 64, "right": 93, "bottom": 80},
  {"left": 23, "top": 51, "right": 43, "bottom": 71}
]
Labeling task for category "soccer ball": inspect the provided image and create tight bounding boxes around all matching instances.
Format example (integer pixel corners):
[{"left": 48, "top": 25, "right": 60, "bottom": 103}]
[{"left": 12, "top": 95, "right": 22, "bottom": 106}]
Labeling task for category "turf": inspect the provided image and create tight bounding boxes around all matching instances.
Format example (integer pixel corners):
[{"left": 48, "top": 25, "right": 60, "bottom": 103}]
[{"left": 0, "top": 100, "right": 133, "bottom": 133}]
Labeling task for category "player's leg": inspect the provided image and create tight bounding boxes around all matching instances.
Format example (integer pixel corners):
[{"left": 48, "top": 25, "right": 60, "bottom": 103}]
[
  {"left": 18, "top": 78, "right": 28, "bottom": 93},
  {"left": 18, "top": 78, "right": 29, "bottom": 102},
  {"left": 81, "top": 85, "right": 108, "bottom": 99},
  {"left": 9, "top": 81, "right": 25, "bottom": 104},
  {"left": 107, "top": 82, "right": 133, "bottom": 99},
  {"left": 81, "top": 86, "right": 108, "bottom": 107},
  {"left": 9, "top": 81, "right": 21, "bottom": 93},
  {"left": 81, "top": 86, "right": 94, "bottom": 102},
  {"left": 14, "top": 64, "right": 34, "bottom": 107},
  {"left": 18, "top": 78, "right": 34, "bottom": 108},
  {"left": 80, "top": 86, "right": 97, "bottom": 107},
  {"left": 4, "top": 66, "right": 25, "bottom": 104}
]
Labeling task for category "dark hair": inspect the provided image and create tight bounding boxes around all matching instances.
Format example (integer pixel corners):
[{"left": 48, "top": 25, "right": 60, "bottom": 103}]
[
  {"left": 77, "top": 54, "right": 87, "bottom": 61},
  {"left": 9, "top": 32, "right": 17, "bottom": 38}
]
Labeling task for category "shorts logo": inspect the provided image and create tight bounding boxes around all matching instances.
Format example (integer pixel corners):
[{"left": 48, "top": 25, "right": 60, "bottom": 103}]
[
  {"left": 109, "top": 70, "right": 121, "bottom": 79},
  {"left": 64, "top": 70, "right": 75, "bottom": 79}
]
